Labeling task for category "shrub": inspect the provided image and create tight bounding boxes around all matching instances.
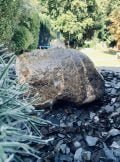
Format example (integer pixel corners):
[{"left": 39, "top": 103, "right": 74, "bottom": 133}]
[
  {"left": 11, "top": 2, "right": 40, "bottom": 54},
  {"left": 12, "top": 26, "right": 34, "bottom": 54},
  {"left": 0, "top": 45, "right": 53, "bottom": 161},
  {"left": 27, "top": 12, "right": 40, "bottom": 49}
]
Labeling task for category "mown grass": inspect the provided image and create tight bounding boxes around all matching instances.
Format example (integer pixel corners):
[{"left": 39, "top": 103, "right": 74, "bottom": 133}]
[{"left": 81, "top": 48, "right": 120, "bottom": 68}]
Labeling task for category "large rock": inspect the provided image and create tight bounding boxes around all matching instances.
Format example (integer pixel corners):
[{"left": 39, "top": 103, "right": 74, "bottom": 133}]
[
  {"left": 16, "top": 48, "right": 105, "bottom": 107},
  {"left": 50, "top": 39, "right": 66, "bottom": 49}
]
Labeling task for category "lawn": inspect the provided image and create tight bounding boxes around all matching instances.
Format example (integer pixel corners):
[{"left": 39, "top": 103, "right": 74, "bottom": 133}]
[{"left": 81, "top": 48, "right": 120, "bottom": 72}]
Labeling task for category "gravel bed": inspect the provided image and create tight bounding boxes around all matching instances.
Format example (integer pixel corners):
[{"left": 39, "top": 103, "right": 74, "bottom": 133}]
[
  {"left": 7, "top": 68, "right": 120, "bottom": 162},
  {"left": 37, "top": 69, "right": 120, "bottom": 162}
]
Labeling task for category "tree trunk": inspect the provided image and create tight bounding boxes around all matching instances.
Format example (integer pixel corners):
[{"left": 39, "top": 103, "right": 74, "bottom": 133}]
[{"left": 117, "top": 40, "right": 120, "bottom": 51}]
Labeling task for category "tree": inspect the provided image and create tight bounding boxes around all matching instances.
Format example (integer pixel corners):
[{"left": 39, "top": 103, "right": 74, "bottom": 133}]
[
  {"left": 40, "top": 0, "right": 102, "bottom": 47},
  {"left": 0, "top": 0, "right": 43, "bottom": 53},
  {"left": 106, "top": 0, "right": 120, "bottom": 15},
  {"left": 11, "top": 0, "right": 40, "bottom": 53},
  {"left": 109, "top": 7, "right": 120, "bottom": 49},
  {"left": 0, "top": 0, "right": 20, "bottom": 44}
]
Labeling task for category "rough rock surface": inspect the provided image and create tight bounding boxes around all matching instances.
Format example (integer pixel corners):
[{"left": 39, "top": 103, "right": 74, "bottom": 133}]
[
  {"left": 16, "top": 48, "right": 105, "bottom": 106},
  {"left": 50, "top": 39, "right": 66, "bottom": 48}
]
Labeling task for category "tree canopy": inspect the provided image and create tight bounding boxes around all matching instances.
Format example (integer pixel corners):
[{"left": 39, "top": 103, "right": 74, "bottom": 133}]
[
  {"left": 0, "top": 0, "right": 20, "bottom": 44},
  {"left": 108, "top": 4, "right": 120, "bottom": 47},
  {"left": 0, "top": 0, "right": 120, "bottom": 51},
  {"left": 0, "top": 0, "right": 42, "bottom": 53},
  {"left": 40, "top": 0, "right": 100, "bottom": 46}
]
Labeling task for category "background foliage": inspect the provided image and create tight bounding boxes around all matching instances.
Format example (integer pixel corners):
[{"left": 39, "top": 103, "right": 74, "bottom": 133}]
[
  {"left": 0, "top": 0, "right": 41, "bottom": 54},
  {"left": 0, "top": 0, "right": 20, "bottom": 44},
  {"left": 0, "top": 0, "right": 120, "bottom": 52}
]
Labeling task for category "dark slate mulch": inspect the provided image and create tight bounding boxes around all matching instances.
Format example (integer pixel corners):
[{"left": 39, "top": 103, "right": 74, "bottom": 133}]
[{"left": 37, "top": 70, "right": 120, "bottom": 162}]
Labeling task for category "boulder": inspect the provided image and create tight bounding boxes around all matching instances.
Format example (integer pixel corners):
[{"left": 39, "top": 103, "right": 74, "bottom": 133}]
[
  {"left": 16, "top": 48, "right": 105, "bottom": 107},
  {"left": 50, "top": 39, "right": 66, "bottom": 49}
]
